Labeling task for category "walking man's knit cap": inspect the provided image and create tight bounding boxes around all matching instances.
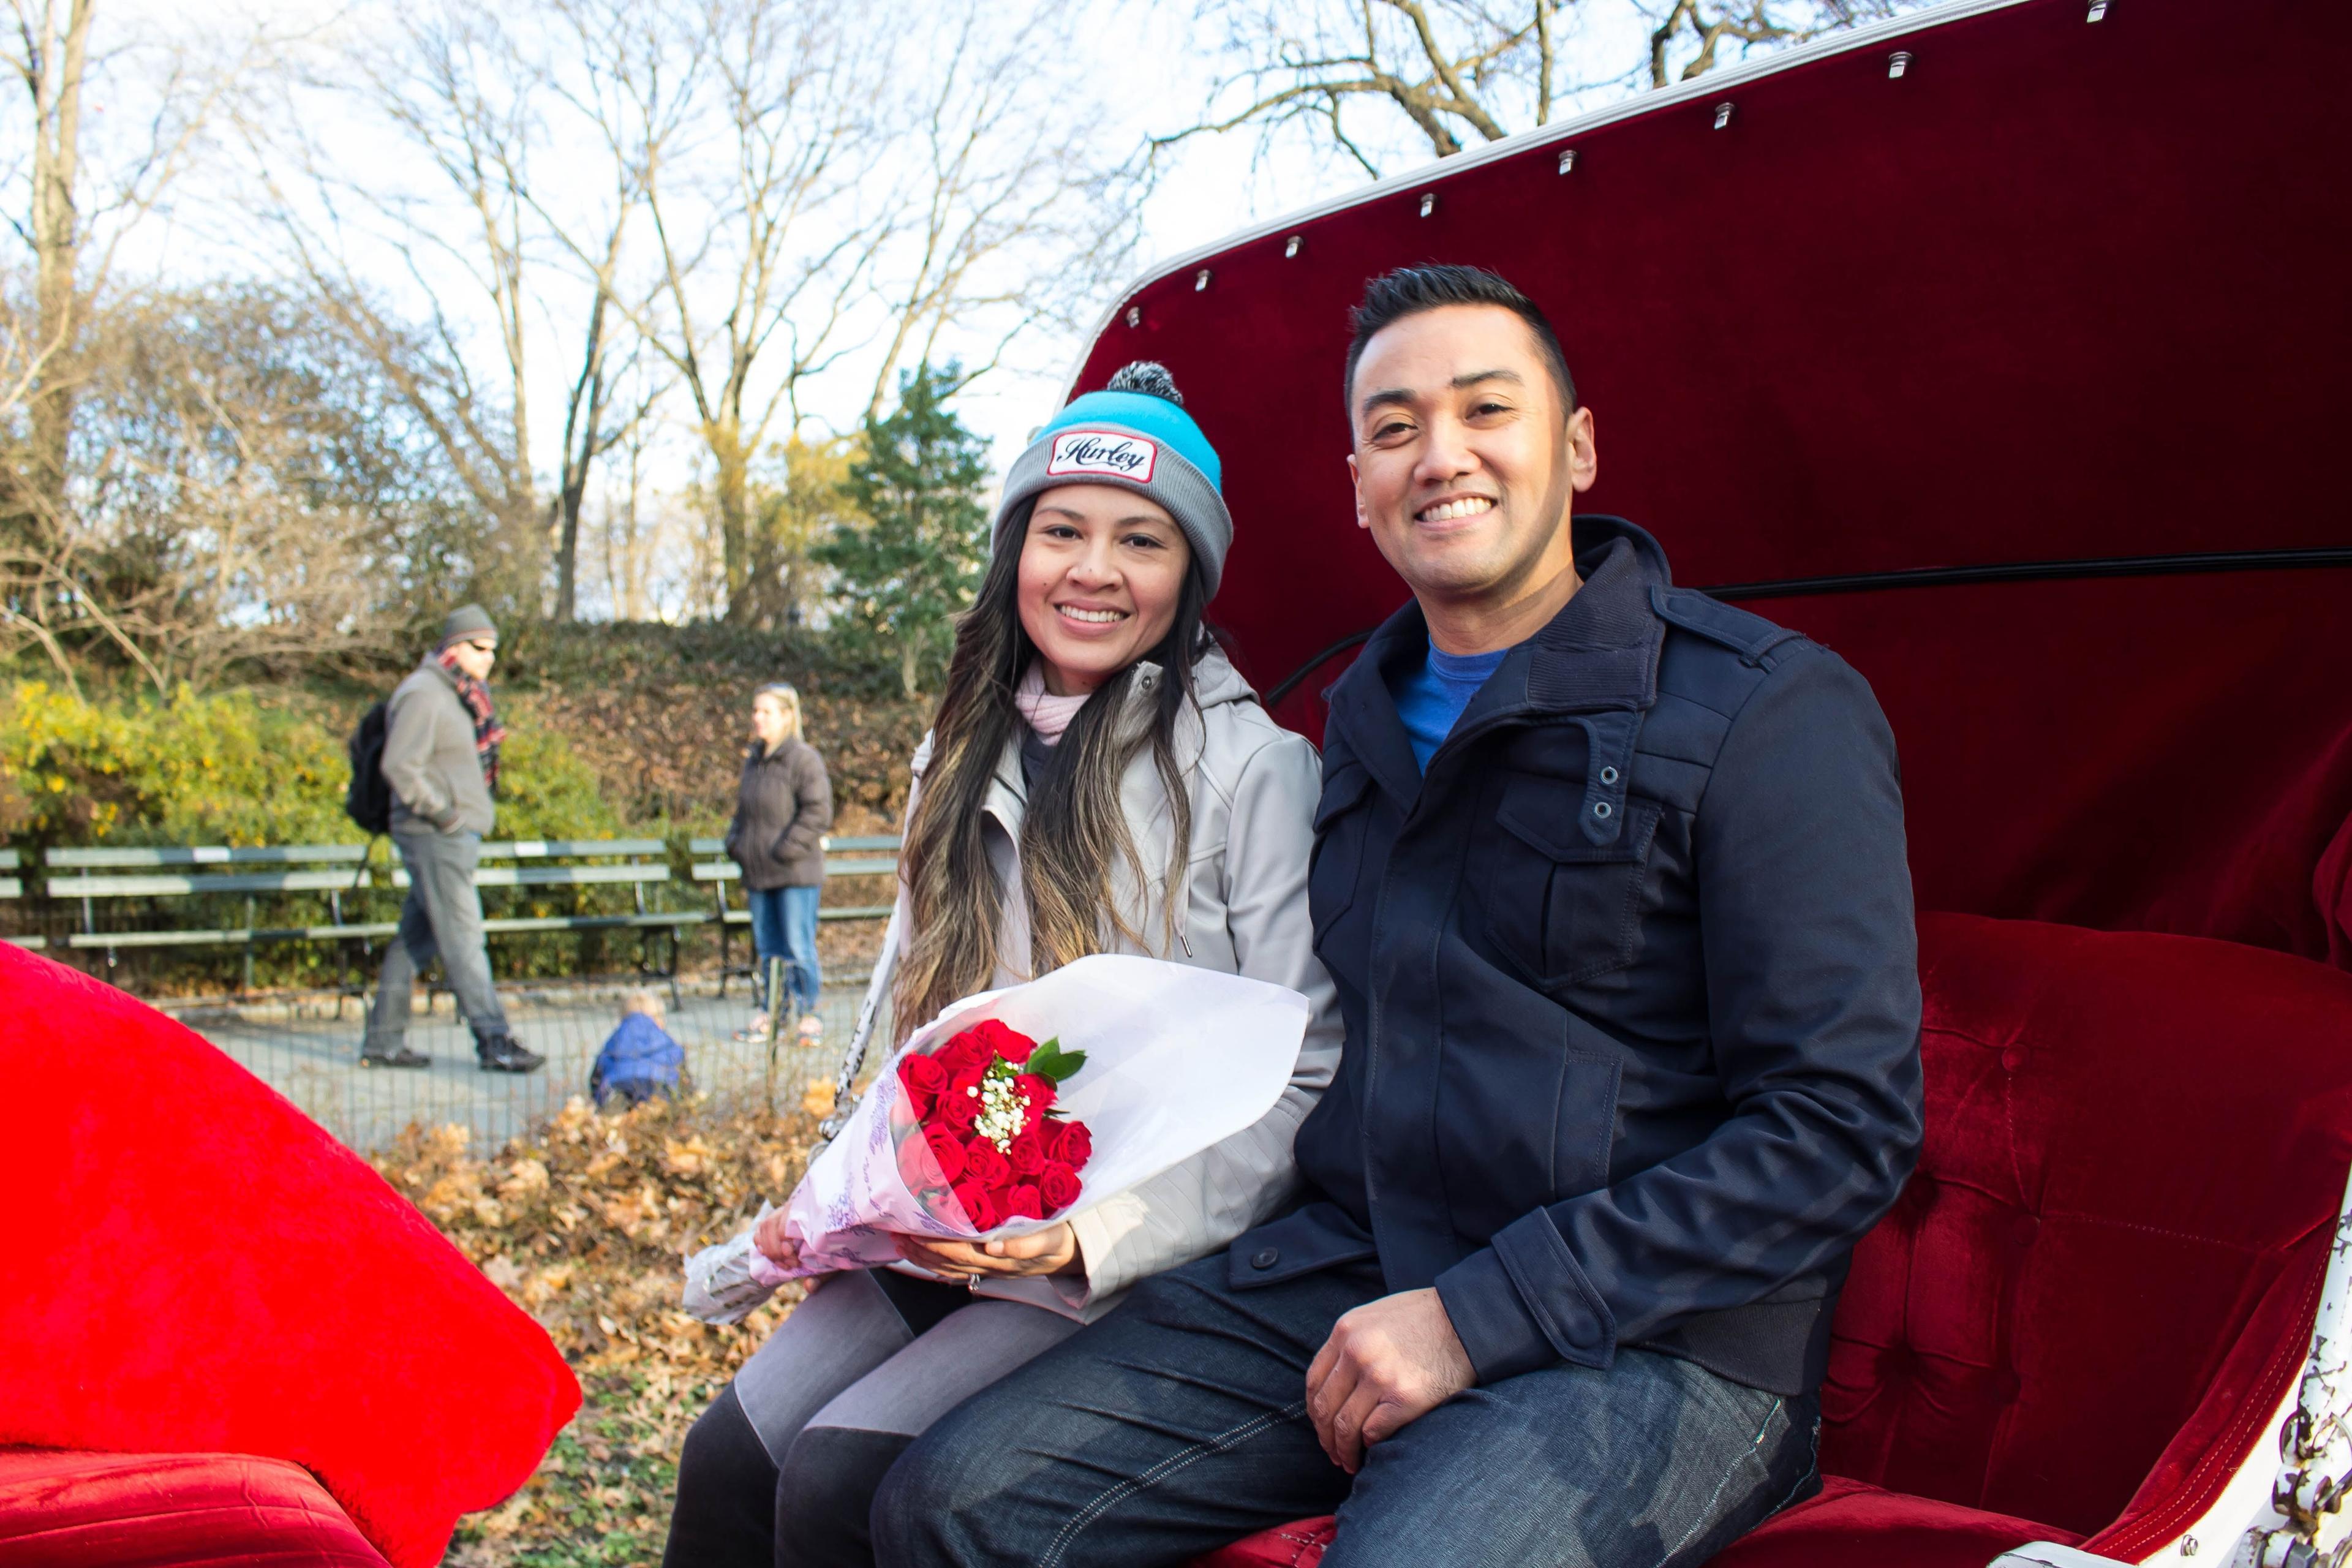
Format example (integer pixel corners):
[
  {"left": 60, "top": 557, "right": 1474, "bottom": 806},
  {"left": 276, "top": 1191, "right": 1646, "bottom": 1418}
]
[
  {"left": 992, "top": 362, "right": 1233, "bottom": 597},
  {"left": 440, "top": 605, "right": 499, "bottom": 646}
]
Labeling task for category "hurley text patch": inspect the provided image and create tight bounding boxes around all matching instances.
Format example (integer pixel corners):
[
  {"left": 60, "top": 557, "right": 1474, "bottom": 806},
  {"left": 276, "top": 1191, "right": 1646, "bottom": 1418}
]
[{"left": 1046, "top": 430, "right": 1157, "bottom": 483}]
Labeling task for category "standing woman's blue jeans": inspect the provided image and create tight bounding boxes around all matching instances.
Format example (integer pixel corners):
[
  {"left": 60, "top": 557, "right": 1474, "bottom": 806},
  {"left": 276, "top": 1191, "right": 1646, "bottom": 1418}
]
[{"left": 747, "top": 883, "right": 821, "bottom": 1017}]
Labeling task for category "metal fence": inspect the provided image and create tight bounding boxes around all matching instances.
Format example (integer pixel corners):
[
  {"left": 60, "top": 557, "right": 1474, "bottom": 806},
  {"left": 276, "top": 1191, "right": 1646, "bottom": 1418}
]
[{"left": 160, "top": 973, "right": 888, "bottom": 1154}]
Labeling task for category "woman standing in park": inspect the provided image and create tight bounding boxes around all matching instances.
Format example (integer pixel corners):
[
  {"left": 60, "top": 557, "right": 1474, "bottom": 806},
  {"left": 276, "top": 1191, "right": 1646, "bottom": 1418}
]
[
  {"left": 662, "top": 364, "right": 1340, "bottom": 1568},
  {"left": 726, "top": 682, "right": 832, "bottom": 1046}
]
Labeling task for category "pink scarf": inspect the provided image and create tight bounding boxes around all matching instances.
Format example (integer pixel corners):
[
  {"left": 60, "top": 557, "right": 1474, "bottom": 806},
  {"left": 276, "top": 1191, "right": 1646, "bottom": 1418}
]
[{"left": 1014, "top": 663, "right": 1088, "bottom": 745}]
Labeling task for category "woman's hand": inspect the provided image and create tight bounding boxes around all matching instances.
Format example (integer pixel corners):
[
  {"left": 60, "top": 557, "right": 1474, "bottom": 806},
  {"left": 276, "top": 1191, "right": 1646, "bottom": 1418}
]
[
  {"left": 894, "top": 1223, "right": 1079, "bottom": 1282},
  {"left": 755, "top": 1209, "right": 832, "bottom": 1293}
]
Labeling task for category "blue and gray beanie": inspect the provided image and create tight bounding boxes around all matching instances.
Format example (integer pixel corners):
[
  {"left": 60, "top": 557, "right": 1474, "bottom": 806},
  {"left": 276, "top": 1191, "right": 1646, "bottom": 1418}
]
[{"left": 992, "top": 362, "right": 1233, "bottom": 597}]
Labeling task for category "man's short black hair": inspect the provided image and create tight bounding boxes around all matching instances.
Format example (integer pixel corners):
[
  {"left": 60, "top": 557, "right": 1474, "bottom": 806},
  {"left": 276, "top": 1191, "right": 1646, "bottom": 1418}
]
[{"left": 1343, "top": 264, "right": 1577, "bottom": 420}]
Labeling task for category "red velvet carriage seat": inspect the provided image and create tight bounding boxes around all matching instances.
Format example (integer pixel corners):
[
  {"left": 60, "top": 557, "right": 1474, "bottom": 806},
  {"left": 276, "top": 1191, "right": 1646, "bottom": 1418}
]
[
  {"left": 1199, "top": 913, "right": 2352, "bottom": 1567},
  {"left": 0, "top": 948, "right": 580, "bottom": 1568}
]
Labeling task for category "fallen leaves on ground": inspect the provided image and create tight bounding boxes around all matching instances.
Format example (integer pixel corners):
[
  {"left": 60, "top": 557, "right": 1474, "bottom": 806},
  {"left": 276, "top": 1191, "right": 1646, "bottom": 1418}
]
[{"left": 372, "top": 1095, "right": 821, "bottom": 1567}]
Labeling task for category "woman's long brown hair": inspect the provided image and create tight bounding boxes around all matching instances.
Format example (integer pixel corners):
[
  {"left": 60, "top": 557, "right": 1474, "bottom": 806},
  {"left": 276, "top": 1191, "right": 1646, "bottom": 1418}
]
[{"left": 894, "top": 505, "right": 1208, "bottom": 1039}]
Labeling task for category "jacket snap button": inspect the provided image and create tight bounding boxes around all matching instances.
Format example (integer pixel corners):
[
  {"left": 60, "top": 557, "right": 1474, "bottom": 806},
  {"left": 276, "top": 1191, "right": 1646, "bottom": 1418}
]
[
  {"left": 1251, "top": 1247, "right": 1280, "bottom": 1270},
  {"left": 1599, "top": 766, "right": 1619, "bottom": 785},
  {"left": 1593, "top": 801, "right": 1613, "bottom": 818}
]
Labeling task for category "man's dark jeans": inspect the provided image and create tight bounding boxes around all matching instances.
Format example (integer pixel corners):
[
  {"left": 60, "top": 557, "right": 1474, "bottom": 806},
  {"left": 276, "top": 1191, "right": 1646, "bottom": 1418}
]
[
  {"left": 872, "top": 1254, "right": 1819, "bottom": 1568},
  {"left": 364, "top": 829, "right": 511, "bottom": 1049}
]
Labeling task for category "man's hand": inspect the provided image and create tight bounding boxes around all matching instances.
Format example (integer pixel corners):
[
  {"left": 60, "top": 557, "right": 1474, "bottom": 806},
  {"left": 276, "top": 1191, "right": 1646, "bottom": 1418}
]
[
  {"left": 894, "top": 1223, "right": 1079, "bottom": 1282},
  {"left": 1305, "top": 1288, "right": 1476, "bottom": 1474}
]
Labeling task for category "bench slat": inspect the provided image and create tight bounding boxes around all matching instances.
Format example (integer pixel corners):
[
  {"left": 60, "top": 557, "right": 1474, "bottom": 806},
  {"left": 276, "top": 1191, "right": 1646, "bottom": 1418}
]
[
  {"left": 827, "top": 835, "right": 903, "bottom": 851},
  {"left": 692, "top": 858, "right": 896, "bottom": 882},
  {"left": 0, "top": 878, "right": 17, "bottom": 899},
  {"left": 478, "top": 911, "right": 707, "bottom": 934},
  {"left": 475, "top": 839, "right": 666, "bottom": 860},
  {"left": 393, "top": 863, "right": 669, "bottom": 890},
  {"left": 0, "top": 850, "right": 17, "bottom": 870},
  {"left": 67, "top": 923, "right": 405, "bottom": 948},
  {"left": 48, "top": 870, "right": 371, "bottom": 898},
  {"left": 48, "top": 845, "right": 367, "bottom": 869}
]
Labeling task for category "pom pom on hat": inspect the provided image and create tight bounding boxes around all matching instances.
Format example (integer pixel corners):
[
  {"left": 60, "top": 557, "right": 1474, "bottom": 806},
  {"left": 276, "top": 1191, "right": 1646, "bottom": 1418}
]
[{"left": 1104, "top": 361, "right": 1183, "bottom": 406}]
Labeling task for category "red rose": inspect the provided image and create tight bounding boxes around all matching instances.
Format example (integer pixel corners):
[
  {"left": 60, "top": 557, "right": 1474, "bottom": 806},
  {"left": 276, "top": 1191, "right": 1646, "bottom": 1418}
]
[
  {"left": 898, "top": 1054, "right": 946, "bottom": 1115},
  {"left": 896, "top": 1133, "right": 941, "bottom": 1193},
  {"left": 1014, "top": 1072, "right": 1055, "bottom": 1115},
  {"left": 951, "top": 1180, "right": 998, "bottom": 1231},
  {"left": 935, "top": 1086, "right": 980, "bottom": 1133},
  {"left": 1003, "top": 1183, "right": 1045, "bottom": 1222},
  {"left": 1055, "top": 1120, "right": 1093, "bottom": 1170},
  {"left": 922, "top": 1123, "right": 967, "bottom": 1184},
  {"left": 1007, "top": 1129, "right": 1047, "bottom": 1178},
  {"left": 938, "top": 1031, "right": 993, "bottom": 1076},
  {"left": 963, "top": 1138, "right": 1012, "bottom": 1191},
  {"left": 1039, "top": 1161, "right": 1082, "bottom": 1213},
  {"left": 984, "top": 1020, "right": 1039, "bottom": 1065}
]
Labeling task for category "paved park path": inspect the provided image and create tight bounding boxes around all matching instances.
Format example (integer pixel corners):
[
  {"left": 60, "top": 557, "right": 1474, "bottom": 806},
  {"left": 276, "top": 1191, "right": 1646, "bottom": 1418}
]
[{"left": 168, "top": 976, "right": 875, "bottom": 1153}]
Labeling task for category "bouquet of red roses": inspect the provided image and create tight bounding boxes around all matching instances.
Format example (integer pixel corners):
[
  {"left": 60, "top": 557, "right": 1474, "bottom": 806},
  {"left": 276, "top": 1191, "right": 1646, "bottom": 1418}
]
[
  {"left": 689, "top": 954, "right": 1310, "bottom": 1302},
  {"left": 893, "top": 1019, "right": 1092, "bottom": 1231}
]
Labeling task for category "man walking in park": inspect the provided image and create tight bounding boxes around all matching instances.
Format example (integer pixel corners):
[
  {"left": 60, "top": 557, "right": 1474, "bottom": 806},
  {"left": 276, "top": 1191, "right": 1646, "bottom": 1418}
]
[
  {"left": 872, "top": 266, "right": 1924, "bottom": 1567},
  {"left": 361, "top": 605, "right": 543, "bottom": 1073}
]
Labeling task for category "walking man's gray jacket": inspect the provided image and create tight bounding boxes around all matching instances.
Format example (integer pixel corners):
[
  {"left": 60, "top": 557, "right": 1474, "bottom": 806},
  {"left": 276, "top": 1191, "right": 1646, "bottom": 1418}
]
[{"left": 382, "top": 658, "right": 496, "bottom": 835}]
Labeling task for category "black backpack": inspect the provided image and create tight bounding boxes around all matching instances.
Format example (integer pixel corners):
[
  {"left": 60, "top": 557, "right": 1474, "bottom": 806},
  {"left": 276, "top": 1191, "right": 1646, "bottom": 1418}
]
[{"left": 346, "top": 699, "right": 393, "bottom": 834}]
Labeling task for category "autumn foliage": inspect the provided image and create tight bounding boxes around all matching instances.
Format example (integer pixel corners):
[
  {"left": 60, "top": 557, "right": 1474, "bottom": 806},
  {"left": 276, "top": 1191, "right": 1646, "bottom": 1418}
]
[{"left": 372, "top": 1093, "right": 828, "bottom": 1565}]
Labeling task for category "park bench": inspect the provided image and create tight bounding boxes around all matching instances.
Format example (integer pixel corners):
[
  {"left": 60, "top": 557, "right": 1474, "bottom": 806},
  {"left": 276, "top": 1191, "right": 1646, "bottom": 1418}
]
[
  {"left": 388, "top": 837, "right": 706, "bottom": 986},
  {"left": 47, "top": 843, "right": 382, "bottom": 987},
  {"left": 43, "top": 838, "right": 706, "bottom": 992},
  {"left": 690, "top": 834, "right": 899, "bottom": 991},
  {"left": 0, "top": 850, "right": 43, "bottom": 950}
]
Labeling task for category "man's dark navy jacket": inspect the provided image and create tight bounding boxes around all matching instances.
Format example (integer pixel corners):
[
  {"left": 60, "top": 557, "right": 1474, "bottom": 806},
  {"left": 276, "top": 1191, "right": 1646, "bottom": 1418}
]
[{"left": 1228, "top": 516, "right": 1923, "bottom": 1398}]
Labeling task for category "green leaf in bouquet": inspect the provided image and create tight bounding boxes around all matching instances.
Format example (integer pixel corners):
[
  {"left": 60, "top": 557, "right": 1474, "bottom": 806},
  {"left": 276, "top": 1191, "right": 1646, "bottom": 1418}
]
[{"left": 1026, "top": 1038, "right": 1088, "bottom": 1084}]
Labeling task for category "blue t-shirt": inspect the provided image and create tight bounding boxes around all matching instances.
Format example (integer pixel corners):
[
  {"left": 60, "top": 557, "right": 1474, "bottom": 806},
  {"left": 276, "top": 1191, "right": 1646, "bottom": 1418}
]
[{"left": 1390, "top": 644, "right": 1509, "bottom": 771}]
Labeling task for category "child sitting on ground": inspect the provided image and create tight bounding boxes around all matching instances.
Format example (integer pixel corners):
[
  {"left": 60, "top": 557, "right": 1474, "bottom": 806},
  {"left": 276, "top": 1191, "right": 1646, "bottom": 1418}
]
[{"left": 588, "top": 990, "right": 686, "bottom": 1109}]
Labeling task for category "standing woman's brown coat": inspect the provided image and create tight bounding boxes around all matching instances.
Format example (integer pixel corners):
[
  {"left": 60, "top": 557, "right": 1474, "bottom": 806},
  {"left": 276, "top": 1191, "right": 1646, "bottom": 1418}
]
[{"left": 725, "top": 739, "right": 832, "bottom": 889}]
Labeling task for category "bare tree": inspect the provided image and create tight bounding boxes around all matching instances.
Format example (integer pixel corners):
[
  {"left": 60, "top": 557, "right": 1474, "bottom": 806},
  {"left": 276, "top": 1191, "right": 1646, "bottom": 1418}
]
[
  {"left": 548, "top": 0, "right": 889, "bottom": 627},
  {"left": 1162, "top": 0, "right": 1926, "bottom": 176},
  {"left": 1, "top": 0, "right": 268, "bottom": 682},
  {"left": 859, "top": 1, "right": 1141, "bottom": 420}
]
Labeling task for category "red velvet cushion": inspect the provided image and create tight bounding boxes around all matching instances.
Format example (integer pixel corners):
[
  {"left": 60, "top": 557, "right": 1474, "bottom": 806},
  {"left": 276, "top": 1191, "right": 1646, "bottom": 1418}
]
[
  {"left": 1190, "top": 1480, "right": 2070, "bottom": 1568},
  {"left": 1710, "top": 1477, "right": 2077, "bottom": 1568},
  {"left": 0, "top": 949, "right": 579, "bottom": 1568},
  {"left": 1826, "top": 915, "right": 2352, "bottom": 1538},
  {"left": 1196, "top": 915, "right": 2352, "bottom": 1565},
  {"left": 0, "top": 1449, "right": 390, "bottom": 1567}
]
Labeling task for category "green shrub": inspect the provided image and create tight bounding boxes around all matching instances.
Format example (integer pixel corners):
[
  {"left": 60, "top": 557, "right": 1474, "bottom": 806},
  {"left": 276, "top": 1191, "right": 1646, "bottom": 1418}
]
[
  {"left": 0, "top": 680, "right": 352, "bottom": 847},
  {"left": 0, "top": 681, "right": 653, "bottom": 991},
  {"left": 0, "top": 679, "right": 622, "bottom": 850}
]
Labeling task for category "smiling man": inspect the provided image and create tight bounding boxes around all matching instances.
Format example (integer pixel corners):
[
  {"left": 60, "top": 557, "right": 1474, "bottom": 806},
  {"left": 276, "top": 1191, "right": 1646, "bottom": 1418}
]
[{"left": 874, "top": 266, "right": 1924, "bottom": 1568}]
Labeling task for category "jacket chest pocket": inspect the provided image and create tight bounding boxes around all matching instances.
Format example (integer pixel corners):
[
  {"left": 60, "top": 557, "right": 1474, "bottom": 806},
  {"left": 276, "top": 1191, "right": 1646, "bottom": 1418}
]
[
  {"left": 1308, "top": 762, "right": 1375, "bottom": 954},
  {"left": 1482, "top": 774, "right": 1660, "bottom": 989}
]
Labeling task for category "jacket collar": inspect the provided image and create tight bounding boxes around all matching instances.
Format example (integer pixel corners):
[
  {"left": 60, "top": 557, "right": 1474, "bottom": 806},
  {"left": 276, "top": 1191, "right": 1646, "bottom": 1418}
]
[{"left": 1327, "top": 514, "right": 1673, "bottom": 807}]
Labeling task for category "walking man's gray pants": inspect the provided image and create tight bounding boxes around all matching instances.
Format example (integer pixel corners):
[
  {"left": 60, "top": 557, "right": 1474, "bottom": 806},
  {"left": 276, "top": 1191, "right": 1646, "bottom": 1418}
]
[{"left": 365, "top": 829, "right": 511, "bottom": 1049}]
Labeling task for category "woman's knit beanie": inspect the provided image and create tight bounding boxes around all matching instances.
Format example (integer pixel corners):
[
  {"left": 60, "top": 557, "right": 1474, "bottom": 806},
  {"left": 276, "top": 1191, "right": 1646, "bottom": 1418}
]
[{"left": 991, "top": 363, "right": 1233, "bottom": 597}]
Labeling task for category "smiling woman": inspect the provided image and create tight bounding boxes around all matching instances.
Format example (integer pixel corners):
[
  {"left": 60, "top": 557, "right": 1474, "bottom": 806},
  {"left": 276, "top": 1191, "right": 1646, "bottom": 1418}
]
[{"left": 662, "top": 362, "right": 1344, "bottom": 1568}]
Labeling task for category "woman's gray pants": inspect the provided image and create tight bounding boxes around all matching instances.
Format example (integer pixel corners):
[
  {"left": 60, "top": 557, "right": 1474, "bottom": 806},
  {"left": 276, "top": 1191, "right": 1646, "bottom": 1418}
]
[
  {"left": 364, "top": 828, "right": 511, "bottom": 1049},
  {"left": 663, "top": 1268, "right": 1079, "bottom": 1568}
]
